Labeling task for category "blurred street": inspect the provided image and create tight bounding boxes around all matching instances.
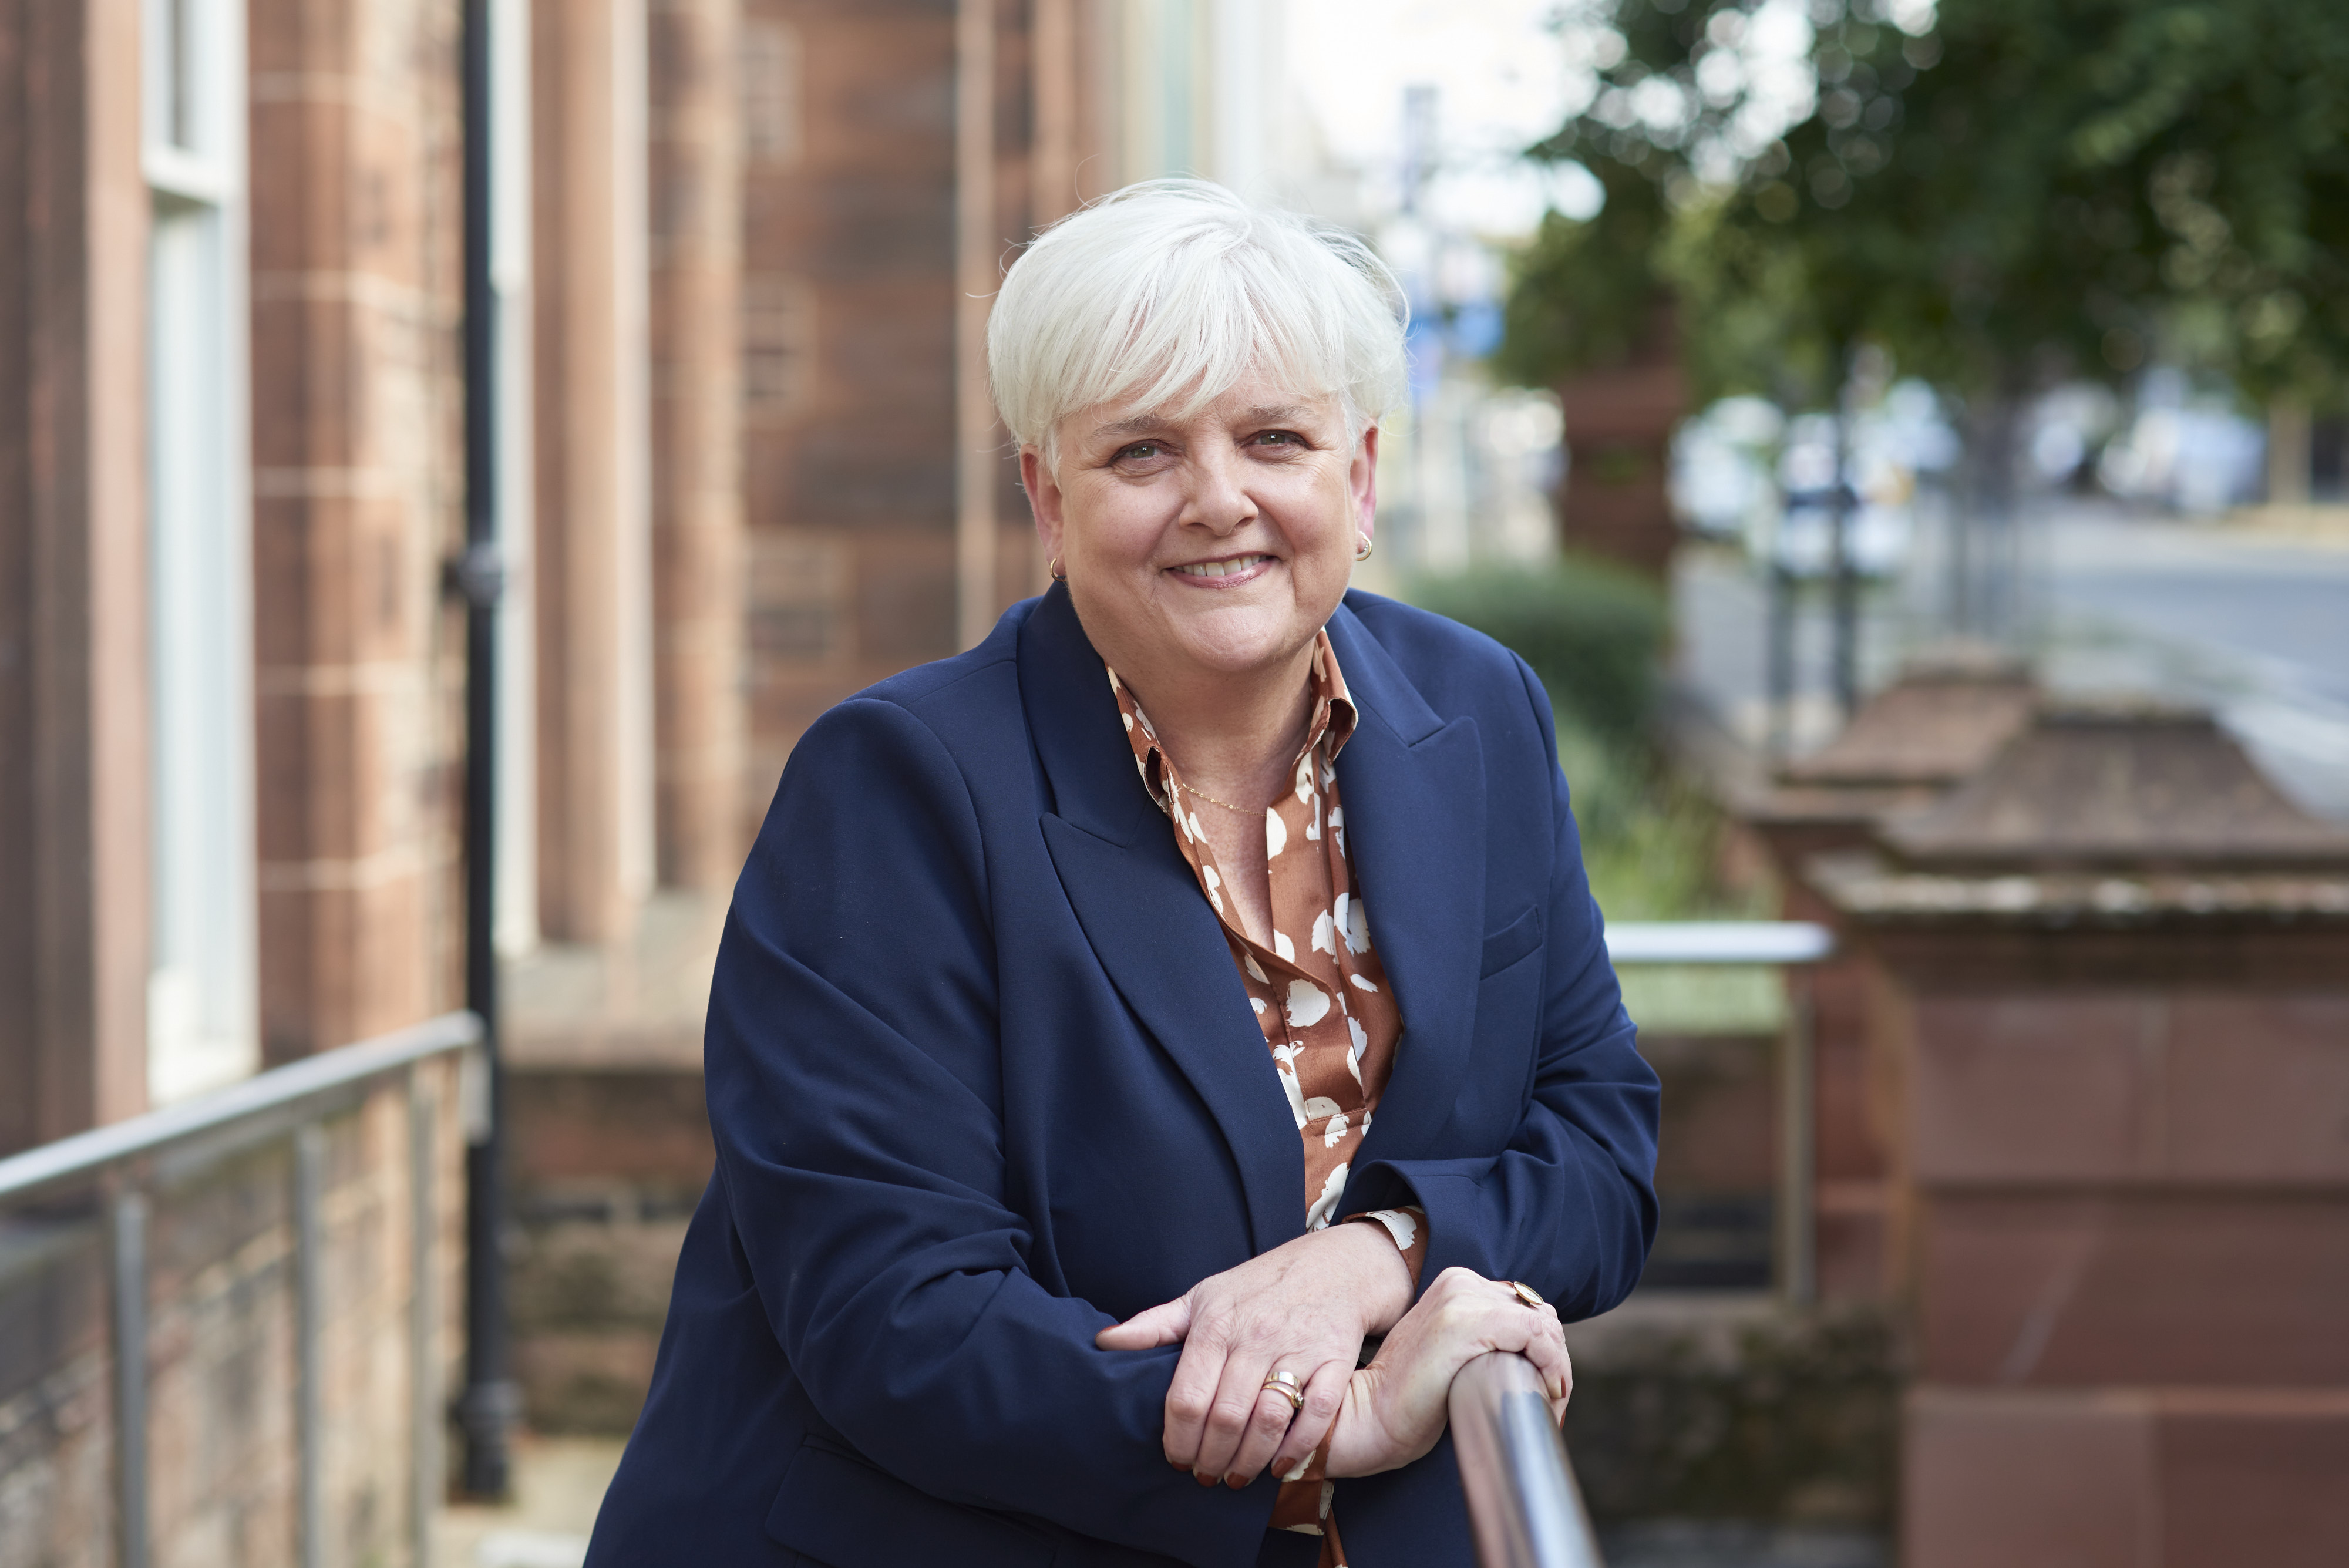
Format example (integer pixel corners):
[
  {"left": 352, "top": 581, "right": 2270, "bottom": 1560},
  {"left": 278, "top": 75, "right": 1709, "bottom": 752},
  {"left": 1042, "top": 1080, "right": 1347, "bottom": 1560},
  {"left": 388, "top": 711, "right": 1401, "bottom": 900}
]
[
  {"left": 1675, "top": 504, "right": 2349, "bottom": 824},
  {"left": 2040, "top": 510, "right": 2349, "bottom": 823}
]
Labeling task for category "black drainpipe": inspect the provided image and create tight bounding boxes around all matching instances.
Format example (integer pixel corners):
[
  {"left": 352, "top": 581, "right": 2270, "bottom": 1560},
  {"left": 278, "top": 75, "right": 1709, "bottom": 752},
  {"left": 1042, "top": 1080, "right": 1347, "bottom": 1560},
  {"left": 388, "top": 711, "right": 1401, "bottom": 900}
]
[{"left": 455, "top": 0, "right": 518, "bottom": 1500}]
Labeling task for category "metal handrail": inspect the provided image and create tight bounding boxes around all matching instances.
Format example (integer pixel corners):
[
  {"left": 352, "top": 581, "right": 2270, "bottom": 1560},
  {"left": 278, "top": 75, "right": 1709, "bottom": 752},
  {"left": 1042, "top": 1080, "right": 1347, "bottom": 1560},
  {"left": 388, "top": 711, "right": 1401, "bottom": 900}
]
[
  {"left": 1603, "top": 920, "right": 1836, "bottom": 1304},
  {"left": 1604, "top": 920, "right": 1834, "bottom": 965},
  {"left": 0, "top": 1011, "right": 482, "bottom": 1201},
  {"left": 1451, "top": 1351, "right": 1604, "bottom": 1568},
  {"left": 0, "top": 1011, "right": 481, "bottom": 1568}
]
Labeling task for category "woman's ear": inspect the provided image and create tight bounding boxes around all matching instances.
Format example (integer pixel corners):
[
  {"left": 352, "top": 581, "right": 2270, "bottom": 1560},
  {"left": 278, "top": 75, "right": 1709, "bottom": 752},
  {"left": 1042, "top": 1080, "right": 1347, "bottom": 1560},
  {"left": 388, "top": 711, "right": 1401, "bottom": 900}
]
[
  {"left": 1350, "top": 426, "right": 1381, "bottom": 544},
  {"left": 1021, "top": 445, "right": 1065, "bottom": 568}
]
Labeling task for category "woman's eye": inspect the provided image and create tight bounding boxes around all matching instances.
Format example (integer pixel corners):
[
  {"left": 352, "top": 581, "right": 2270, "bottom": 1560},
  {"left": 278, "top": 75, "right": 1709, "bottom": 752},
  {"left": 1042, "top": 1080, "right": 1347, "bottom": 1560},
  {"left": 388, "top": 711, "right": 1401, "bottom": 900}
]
[
  {"left": 1255, "top": 430, "right": 1300, "bottom": 447},
  {"left": 1118, "top": 442, "right": 1162, "bottom": 462}
]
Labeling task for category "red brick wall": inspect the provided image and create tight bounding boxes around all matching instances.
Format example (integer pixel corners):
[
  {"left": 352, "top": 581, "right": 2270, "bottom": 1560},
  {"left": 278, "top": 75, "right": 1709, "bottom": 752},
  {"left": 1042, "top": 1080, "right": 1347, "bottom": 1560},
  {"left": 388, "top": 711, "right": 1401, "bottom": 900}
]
[{"left": 247, "top": 0, "right": 469, "bottom": 1062}]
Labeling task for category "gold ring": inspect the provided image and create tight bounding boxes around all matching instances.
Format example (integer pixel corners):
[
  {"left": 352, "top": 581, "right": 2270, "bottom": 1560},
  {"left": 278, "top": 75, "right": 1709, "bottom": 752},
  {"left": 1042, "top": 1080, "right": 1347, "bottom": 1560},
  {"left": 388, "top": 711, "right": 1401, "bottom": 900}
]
[
  {"left": 1261, "top": 1371, "right": 1305, "bottom": 1412},
  {"left": 1505, "top": 1280, "right": 1547, "bottom": 1311}
]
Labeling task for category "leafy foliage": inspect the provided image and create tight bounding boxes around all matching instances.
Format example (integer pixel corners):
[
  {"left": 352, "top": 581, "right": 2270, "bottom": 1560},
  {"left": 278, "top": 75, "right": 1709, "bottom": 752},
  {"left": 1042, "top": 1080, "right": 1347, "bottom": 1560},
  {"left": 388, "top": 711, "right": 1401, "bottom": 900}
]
[
  {"left": 1507, "top": 0, "right": 2349, "bottom": 406},
  {"left": 1410, "top": 555, "right": 1669, "bottom": 745},
  {"left": 1493, "top": 164, "right": 1676, "bottom": 386}
]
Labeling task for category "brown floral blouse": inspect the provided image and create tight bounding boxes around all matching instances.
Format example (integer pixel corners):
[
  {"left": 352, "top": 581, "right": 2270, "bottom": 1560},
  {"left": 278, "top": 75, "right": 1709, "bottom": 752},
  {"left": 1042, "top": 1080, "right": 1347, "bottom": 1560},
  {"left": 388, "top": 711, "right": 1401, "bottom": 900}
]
[{"left": 1108, "top": 631, "right": 1426, "bottom": 1567}]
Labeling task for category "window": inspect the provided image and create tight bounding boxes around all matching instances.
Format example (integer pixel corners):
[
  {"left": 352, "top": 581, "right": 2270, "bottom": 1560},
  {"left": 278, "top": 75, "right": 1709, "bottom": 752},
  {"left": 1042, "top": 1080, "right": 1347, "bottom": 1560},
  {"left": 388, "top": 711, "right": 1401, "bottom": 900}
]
[
  {"left": 739, "top": 21, "right": 803, "bottom": 167},
  {"left": 143, "top": 0, "right": 256, "bottom": 1102},
  {"left": 741, "top": 273, "right": 815, "bottom": 422}
]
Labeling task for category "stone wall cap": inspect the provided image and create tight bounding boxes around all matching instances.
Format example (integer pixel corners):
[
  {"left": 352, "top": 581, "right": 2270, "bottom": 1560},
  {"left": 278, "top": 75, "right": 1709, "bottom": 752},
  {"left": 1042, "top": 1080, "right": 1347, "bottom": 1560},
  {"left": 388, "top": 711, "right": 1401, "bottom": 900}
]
[
  {"left": 1808, "top": 848, "right": 2349, "bottom": 926},
  {"left": 1775, "top": 666, "right": 2037, "bottom": 791},
  {"left": 1879, "top": 701, "right": 2349, "bottom": 871}
]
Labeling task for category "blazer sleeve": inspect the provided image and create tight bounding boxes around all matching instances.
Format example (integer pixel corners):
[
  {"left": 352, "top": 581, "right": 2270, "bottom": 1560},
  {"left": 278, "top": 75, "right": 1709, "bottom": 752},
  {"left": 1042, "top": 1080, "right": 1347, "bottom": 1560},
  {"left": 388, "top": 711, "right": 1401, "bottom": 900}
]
[
  {"left": 706, "top": 695, "right": 1271, "bottom": 1567},
  {"left": 1344, "top": 658, "right": 1661, "bottom": 1319}
]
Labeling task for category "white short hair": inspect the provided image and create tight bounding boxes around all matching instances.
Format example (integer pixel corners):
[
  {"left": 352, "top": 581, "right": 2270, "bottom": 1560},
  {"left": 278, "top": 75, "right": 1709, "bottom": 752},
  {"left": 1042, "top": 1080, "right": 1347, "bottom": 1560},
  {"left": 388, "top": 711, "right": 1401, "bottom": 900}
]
[{"left": 988, "top": 179, "right": 1408, "bottom": 465}]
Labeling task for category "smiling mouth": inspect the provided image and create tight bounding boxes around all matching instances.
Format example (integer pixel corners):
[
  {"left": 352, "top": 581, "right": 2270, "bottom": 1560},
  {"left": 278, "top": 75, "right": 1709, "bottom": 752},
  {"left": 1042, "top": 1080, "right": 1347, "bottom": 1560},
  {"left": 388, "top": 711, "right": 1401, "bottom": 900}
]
[{"left": 1170, "top": 554, "right": 1273, "bottom": 580}]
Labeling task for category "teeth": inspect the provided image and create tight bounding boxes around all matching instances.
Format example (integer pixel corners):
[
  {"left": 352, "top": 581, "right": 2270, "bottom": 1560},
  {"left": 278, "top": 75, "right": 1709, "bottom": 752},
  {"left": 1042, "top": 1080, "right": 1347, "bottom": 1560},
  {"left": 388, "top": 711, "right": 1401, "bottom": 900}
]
[{"left": 1176, "top": 554, "right": 1268, "bottom": 578}]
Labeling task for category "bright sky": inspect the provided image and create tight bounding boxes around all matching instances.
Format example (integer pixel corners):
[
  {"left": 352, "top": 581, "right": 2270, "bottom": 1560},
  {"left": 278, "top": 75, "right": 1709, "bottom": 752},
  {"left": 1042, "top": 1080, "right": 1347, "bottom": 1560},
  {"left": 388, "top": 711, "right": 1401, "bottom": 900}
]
[
  {"left": 1283, "top": 0, "right": 1830, "bottom": 237},
  {"left": 1287, "top": 0, "right": 1591, "bottom": 234}
]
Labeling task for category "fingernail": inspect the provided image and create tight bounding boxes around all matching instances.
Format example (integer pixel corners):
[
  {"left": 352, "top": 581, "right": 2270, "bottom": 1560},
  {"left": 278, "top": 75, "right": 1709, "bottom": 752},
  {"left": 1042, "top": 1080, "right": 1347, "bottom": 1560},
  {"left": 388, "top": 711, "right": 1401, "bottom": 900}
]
[
  {"left": 1169, "top": 1458, "right": 1189, "bottom": 1471},
  {"left": 1193, "top": 1471, "right": 1216, "bottom": 1488},
  {"left": 1224, "top": 1473, "right": 1247, "bottom": 1490}
]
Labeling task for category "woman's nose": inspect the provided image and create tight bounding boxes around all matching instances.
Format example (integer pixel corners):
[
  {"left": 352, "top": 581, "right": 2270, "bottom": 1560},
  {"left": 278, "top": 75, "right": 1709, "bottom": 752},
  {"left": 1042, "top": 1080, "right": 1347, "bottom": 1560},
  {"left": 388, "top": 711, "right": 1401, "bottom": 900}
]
[{"left": 1181, "top": 449, "right": 1257, "bottom": 533}]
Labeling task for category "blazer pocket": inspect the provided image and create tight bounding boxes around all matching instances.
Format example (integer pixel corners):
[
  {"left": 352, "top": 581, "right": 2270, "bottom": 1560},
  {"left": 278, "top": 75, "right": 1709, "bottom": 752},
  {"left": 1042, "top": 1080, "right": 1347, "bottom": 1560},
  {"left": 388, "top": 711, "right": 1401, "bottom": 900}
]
[
  {"left": 1479, "top": 906, "right": 1544, "bottom": 978},
  {"left": 766, "top": 1438, "right": 1056, "bottom": 1568}
]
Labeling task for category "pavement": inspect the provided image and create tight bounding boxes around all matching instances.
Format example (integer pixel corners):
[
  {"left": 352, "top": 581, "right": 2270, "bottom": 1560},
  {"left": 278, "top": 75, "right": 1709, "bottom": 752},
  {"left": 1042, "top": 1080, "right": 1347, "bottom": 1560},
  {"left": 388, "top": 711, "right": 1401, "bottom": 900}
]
[
  {"left": 438, "top": 1436, "right": 624, "bottom": 1568},
  {"left": 2038, "top": 507, "right": 2349, "bottom": 822}
]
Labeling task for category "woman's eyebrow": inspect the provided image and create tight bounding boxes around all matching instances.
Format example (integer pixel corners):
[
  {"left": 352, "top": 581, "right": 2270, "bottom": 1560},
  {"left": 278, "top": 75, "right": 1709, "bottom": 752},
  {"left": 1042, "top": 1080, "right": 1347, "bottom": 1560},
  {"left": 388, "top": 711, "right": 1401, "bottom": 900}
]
[
  {"left": 1089, "top": 414, "right": 1170, "bottom": 442},
  {"left": 1088, "top": 403, "right": 1318, "bottom": 443}
]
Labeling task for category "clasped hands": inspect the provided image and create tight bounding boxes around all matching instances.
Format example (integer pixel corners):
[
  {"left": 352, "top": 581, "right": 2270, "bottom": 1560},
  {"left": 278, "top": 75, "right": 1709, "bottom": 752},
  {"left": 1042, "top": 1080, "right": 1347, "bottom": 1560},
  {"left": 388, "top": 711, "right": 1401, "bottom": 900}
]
[{"left": 1095, "top": 1223, "right": 1571, "bottom": 1488}]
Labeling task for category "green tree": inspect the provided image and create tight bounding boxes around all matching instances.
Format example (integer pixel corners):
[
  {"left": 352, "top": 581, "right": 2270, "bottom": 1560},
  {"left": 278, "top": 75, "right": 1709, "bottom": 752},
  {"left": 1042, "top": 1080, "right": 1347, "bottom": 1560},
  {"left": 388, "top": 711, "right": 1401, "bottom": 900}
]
[
  {"left": 1513, "top": 0, "right": 2349, "bottom": 401},
  {"left": 1505, "top": 0, "right": 2349, "bottom": 631}
]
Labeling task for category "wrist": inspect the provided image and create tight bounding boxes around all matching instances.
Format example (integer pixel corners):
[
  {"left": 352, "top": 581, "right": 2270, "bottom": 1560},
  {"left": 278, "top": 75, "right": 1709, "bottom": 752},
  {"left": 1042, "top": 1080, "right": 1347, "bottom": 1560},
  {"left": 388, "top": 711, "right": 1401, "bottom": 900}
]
[
  {"left": 1322, "top": 1367, "right": 1435, "bottom": 1479},
  {"left": 1324, "top": 1219, "right": 1414, "bottom": 1336}
]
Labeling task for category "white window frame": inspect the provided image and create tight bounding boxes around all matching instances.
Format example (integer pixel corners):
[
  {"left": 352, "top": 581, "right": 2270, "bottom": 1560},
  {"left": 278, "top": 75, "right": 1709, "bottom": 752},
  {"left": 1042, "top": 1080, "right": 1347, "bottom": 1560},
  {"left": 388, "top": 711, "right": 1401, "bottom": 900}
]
[
  {"left": 143, "top": 0, "right": 257, "bottom": 1102},
  {"left": 492, "top": 0, "right": 540, "bottom": 957}
]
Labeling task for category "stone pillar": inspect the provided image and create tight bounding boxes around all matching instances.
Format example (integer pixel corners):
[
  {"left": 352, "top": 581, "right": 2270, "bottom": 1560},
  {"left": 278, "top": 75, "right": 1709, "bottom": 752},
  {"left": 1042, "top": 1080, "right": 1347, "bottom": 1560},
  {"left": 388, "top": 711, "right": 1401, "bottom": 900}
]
[
  {"left": 533, "top": 0, "right": 657, "bottom": 941},
  {"left": 0, "top": 0, "right": 151, "bottom": 1147},
  {"left": 247, "top": 0, "right": 466, "bottom": 1064},
  {"left": 739, "top": 0, "right": 958, "bottom": 786},
  {"left": 1745, "top": 650, "right": 2037, "bottom": 1299},
  {"left": 648, "top": 0, "right": 746, "bottom": 888},
  {"left": 1815, "top": 706, "right": 2349, "bottom": 1567},
  {"left": 1554, "top": 305, "right": 1685, "bottom": 579}
]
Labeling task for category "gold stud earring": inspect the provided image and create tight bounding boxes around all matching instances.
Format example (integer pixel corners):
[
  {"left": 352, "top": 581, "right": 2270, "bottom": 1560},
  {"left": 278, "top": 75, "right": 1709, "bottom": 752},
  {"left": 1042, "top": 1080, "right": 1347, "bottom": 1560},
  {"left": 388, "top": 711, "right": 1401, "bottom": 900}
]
[
  {"left": 1354, "top": 533, "right": 1374, "bottom": 562},
  {"left": 1049, "top": 556, "right": 1067, "bottom": 581}
]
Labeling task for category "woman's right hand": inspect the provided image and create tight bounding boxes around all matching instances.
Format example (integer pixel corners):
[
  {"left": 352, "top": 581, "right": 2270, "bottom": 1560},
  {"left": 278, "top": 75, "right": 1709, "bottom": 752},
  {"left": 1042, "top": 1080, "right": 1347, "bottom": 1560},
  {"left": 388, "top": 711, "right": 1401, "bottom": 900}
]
[{"left": 1322, "top": 1267, "right": 1571, "bottom": 1478}]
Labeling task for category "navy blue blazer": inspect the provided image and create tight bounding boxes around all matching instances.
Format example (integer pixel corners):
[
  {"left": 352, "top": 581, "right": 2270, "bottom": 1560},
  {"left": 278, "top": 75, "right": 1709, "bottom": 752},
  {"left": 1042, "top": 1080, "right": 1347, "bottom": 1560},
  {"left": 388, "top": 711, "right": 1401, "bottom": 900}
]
[{"left": 585, "top": 584, "right": 1659, "bottom": 1568}]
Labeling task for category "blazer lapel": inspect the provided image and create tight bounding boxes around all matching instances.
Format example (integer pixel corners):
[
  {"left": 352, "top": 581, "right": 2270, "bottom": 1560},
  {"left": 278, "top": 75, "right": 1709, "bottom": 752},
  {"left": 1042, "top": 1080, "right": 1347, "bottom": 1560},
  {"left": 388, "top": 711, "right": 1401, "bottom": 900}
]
[
  {"left": 1021, "top": 586, "right": 1305, "bottom": 1256},
  {"left": 1325, "top": 601, "right": 1488, "bottom": 1171}
]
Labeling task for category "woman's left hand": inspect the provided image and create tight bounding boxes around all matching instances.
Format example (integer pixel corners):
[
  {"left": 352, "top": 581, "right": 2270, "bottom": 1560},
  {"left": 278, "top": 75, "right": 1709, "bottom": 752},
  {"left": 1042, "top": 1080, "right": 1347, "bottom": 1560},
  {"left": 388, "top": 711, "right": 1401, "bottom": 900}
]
[{"left": 1095, "top": 1222, "right": 1415, "bottom": 1488}]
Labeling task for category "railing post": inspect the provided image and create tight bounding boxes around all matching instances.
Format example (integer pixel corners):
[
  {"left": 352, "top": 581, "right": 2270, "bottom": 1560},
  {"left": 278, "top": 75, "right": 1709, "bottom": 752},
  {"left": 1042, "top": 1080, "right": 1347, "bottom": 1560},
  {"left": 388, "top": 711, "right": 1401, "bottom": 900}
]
[
  {"left": 294, "top": 1123, "right": 327, "bottom": 1568},
  {"left": 410, "top": 1067, "right": 440, "bottom": 1568},
  {"left": 109, "top": 1187, "right": 151, "bottom": 1568},
  {"left": 1778, "top": 975, "right": 1817, "bottom": 1306},
  {"left": 1449, "top": 1351, "right": 1605, "bottom": 1568}
]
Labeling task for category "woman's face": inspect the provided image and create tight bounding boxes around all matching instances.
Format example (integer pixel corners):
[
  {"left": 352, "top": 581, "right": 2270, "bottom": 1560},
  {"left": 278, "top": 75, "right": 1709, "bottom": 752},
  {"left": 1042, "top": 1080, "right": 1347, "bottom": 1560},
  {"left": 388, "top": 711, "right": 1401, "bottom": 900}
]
[{"left": 1024, "top": 370, "right": 1378, "bottom": 696}]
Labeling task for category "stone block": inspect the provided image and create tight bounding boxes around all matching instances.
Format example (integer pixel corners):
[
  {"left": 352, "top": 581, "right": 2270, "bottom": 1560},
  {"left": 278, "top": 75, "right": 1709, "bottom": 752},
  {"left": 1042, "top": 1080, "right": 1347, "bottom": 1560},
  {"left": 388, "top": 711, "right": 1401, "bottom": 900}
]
[
  {"left": 1905, "top": 1387, "right": 2152, "bottom": 1568},
  {"left": 508, "top": 1069, "right": 715, "bottom": 1190},
  {"left": 1645, "top": 1032, "right": 1775, "bottom": 1192},
  {"left": 1906, "top": 1385, "right": 2349, "bottom": 1568},
  {"left": 1815, "top": 1186, "right": 1888, "bottom": 1304},
  {"left": 1911, "top": 992, "right": 2349, "bottom": 1187},
  {"left": 514, "top": 1331, "right": 664, "bottom": 1436},
  {"left": 2158, "top": 1391, "right": 2349, "bottom": 1567},
  {"left": 2163, "top": 994, "right": 2349, "bottom": 1182},
  {"left": 1918, "top": 1193, "right": 2349, "bottom": 1386}
]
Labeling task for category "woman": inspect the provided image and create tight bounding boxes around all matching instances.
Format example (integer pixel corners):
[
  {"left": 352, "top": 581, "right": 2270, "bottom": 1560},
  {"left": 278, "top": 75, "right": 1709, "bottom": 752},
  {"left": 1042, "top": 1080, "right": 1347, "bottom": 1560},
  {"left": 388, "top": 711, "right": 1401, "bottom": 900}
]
[{"left": 587, "top": 180, "right": 1658, "bottom": 1568}]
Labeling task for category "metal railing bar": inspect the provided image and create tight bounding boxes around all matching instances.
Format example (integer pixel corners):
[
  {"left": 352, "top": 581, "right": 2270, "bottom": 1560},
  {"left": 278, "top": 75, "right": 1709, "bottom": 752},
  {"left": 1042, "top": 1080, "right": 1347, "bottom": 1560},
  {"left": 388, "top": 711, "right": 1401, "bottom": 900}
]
[
  {"left": 0, "top": 1012, "right": 481, "bottom": 1204},
  {"left": 1777, "top": 982, "right": 1818, "bottom": 1305},
  {"left": 409, "top": 1066, "right": 440, "bottom": 1568},
  {"left": 1603, "top": 921, "right": 1835, "bottom": 965},
  {"left": 1449, "top": 1350, "right": 1604, "bottom": 1568},
  {"left": 110, "top": 1189, "right": 151, "bottom": 1568},
  {"left": 295, "top": 1123, "right": 327, "bottom": 1568}
]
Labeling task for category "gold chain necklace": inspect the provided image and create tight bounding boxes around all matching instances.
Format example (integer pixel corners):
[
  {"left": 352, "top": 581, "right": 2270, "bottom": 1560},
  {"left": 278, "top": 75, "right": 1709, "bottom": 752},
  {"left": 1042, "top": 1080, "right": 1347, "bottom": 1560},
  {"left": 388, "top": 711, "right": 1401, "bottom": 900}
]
[{"left": 1173, "top": 778, "right": 1266, "bottom": 816}]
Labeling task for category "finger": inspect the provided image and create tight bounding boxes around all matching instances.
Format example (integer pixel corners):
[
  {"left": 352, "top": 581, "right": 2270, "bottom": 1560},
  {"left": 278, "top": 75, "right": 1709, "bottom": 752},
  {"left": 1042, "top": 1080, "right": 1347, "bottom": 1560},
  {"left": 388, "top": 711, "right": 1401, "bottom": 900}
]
[
  {"left": 1220, "top": 1382, "right": 1307, "bottom": 1489},
  {"left": 1161, "top": 1331, "right": 1230, "bottom": 1471},
  {"left": 1096, "top": 1297, "right": 1192, "bottom": 1351},
  {"left": 1268, "top": 1357, "right": 1350, "bottom": 1478},
  {"left": 1520, "top": 1324, "right": 1571, "bottom": 1405},
  {"left": 1192, "top": 1347, "right": 1278, "bottom": 1482}
]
